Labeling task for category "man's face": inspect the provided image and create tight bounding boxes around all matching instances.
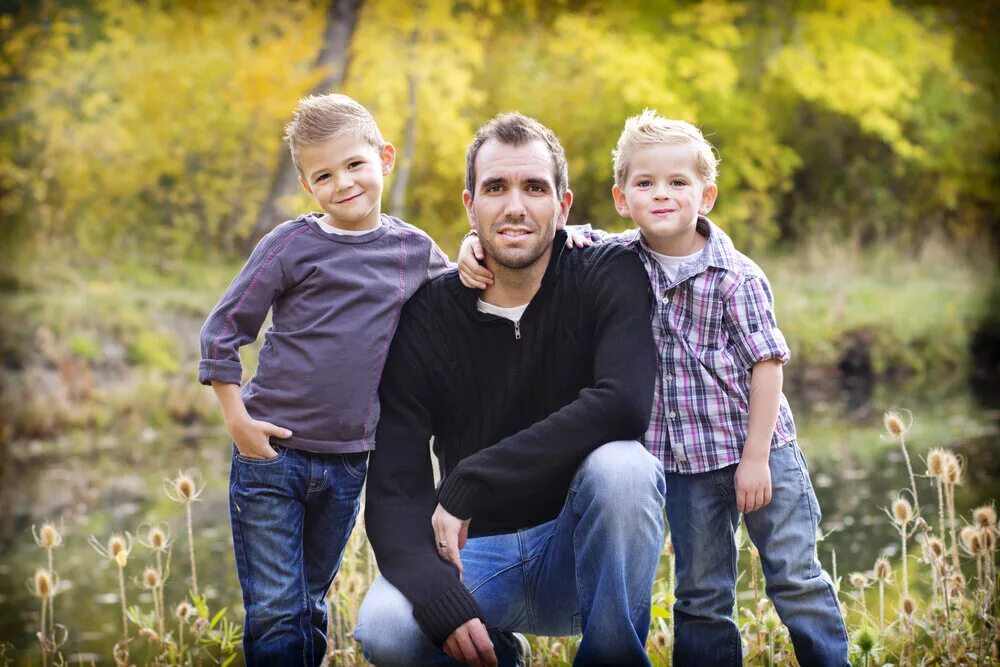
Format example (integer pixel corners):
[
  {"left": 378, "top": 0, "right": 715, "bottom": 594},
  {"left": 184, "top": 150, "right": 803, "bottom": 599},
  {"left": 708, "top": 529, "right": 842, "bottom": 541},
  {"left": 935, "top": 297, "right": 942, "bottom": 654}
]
[{"left": 463, "top": 139, "right": 572, "bottom": 270}]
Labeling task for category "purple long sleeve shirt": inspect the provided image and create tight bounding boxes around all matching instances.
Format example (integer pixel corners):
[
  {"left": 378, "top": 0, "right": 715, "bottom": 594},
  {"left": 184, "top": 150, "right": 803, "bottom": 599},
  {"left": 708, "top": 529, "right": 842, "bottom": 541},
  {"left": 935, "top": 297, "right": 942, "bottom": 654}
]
[{"left": 198, "top": 213, "right": 451, "bottom": 454}]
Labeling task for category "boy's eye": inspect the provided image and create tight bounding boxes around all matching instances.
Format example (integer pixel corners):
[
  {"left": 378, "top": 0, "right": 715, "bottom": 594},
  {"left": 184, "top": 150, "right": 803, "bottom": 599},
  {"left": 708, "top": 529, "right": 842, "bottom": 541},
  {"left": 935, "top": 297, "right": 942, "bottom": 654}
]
[
  {"left": 316, "top": 174, "right": 330, "bottom": 182},
  {"left": 671, "top": 179, "right": 687, "bottom": 187},
  {"left": 637, "top": 179, "right": 652, "bottom": 188},
  {"left": 348, "top": 161, "right": 363, "bottom": 169}
]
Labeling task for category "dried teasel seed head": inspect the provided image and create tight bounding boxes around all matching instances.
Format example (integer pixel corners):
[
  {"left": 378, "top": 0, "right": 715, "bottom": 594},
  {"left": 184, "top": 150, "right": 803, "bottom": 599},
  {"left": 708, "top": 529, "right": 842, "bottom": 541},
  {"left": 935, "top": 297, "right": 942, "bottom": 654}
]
[
  {"left": 974, "top": 505, "right": 997, "bottom": 530},
  {"left": 148, "top": 526, "right": 167, "bottom": 550},
  {"left": 874, "top": 558, "right": 892, "bottom": 582},
  {"left": 981, "top": 527, "right": 996, "bottom": 552},
  {"left": 652, "top": 633, "right": 668, "bottom": 649},
  {"left": 175, "top": 602, "right": 193, "bottom": 622},
  {"left": 961, "top": 525, "right": 982, "bottom": 554},
  {"left": 191, "top": 616, "right": 209, "bottom": 636},
  {"left": 108, "top": 534, "right": 128, "bottom": 558},
  {"left": 33, "top": 569, "right": 54, "bottom": 598},
  {"left": 36, "top": 522, "right": 63, "bottom": 549},
  {"left": 892, "top": 497, "right": 913, "bottom": 526},
  {"left": 884, "top": 411, "right": 907, "bottom": 437},
  {"left": 901, "top": 595, "right": 916, "bottom": 616},
  {"left": 944, "top": 453, "right": 962, "bottom": 485},
  {"left": 139, "top": 627, "right": 160, "bottom": 643},
  {"left": 926, "top": 448, "right": 947, "bottom": 477},
  {"left": 850, "top": 572, "right": 868, "bottom": 590},
  {"left": 926, "top": 536, "right": 945, "bottom": 559},
  {"left": 175, "top": 474, "right": 196, "bottom": 501},
  {"left": 142, "top": 566, "right": 161, "bottom": 589}
]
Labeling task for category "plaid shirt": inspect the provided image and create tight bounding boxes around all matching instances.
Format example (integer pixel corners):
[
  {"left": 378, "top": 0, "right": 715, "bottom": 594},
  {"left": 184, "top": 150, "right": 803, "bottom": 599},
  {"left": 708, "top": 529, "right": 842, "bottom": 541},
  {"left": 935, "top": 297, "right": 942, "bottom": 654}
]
[{"left": 603, "top": 218, "right": 797, "bottom": 473}]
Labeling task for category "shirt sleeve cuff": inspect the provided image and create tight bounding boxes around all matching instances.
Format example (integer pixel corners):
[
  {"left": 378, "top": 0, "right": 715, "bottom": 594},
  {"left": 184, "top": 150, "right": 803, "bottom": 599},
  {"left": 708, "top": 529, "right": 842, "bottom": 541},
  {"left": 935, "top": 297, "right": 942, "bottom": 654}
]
[
  {"left": 741, "top": 328, "right": 791, "bottom": 367},
  {"left": 413, "top": 585, "right": 484, "bottom": 645},
  {"left": 436, "top": 474, "right": 486, "bottom": 521},
  {"left": 197, "top": 360, "right": 243, "bottom": 386}
]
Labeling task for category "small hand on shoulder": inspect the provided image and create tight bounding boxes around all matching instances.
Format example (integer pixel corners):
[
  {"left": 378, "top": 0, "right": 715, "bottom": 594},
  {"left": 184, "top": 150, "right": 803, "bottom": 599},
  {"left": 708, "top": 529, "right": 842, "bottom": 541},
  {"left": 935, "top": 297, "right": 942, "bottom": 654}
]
[{"left": 457, "top": 228, "right": 594, "bottom": 289}]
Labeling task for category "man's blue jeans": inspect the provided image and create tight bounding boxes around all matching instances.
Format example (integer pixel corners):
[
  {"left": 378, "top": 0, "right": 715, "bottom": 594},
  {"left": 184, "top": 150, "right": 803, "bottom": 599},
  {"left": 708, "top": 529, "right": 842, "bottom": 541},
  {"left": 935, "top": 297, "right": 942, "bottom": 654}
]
[
  {"left": 665, "top": 444, "right": 849, "bottom": 667},
  {"left": 229, "top": 444, "right": 368, "bottom": 667},
  {"left": 354, "top": 440, "right": 666, "bottom": 666}
]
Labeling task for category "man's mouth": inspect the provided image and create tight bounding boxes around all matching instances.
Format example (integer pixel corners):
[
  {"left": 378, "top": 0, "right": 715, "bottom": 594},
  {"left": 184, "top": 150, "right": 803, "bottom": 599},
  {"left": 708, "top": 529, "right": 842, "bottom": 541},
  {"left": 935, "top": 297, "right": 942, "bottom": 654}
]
[
  {"left": 497, "top": 228, "right": 532, "bottom": 238},
  {"left": 336, "top": 193, "right": 363, "bottom": 204}
]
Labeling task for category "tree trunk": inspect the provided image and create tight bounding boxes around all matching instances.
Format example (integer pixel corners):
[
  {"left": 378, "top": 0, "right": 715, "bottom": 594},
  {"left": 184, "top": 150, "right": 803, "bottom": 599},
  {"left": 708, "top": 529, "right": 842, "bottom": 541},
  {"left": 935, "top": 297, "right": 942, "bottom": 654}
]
[
  {"left": 390, "top": 68, "right": 418, "bottom": 218},
  {"left": 247, "top": 0, "right": 364, "bottom": 248}
]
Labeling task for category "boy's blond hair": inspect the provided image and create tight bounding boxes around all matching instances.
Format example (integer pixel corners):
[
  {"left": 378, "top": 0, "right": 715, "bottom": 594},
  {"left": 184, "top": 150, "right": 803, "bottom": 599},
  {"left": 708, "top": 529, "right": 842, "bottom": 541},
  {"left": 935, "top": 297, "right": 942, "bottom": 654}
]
[
  {"left": 612, "top": 110, "right": 719, "bottom": 188},
  {"left": 283, "top": 94, "right": 385, "bottom": 174}
]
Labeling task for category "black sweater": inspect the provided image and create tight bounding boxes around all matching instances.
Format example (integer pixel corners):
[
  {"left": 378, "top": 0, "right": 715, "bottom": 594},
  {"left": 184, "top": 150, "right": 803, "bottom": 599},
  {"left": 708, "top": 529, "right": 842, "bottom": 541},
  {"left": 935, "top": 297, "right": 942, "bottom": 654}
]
[{"left": 365, "top": 231, "right": 656, "bottom": 644}]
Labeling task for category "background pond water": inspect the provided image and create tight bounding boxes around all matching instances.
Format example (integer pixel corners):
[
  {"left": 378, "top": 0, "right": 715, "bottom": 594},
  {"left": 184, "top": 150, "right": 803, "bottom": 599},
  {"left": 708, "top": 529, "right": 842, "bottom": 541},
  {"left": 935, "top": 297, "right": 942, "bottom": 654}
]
[{"left": 0, "top": 378, "right": 996, "bottom": 662}]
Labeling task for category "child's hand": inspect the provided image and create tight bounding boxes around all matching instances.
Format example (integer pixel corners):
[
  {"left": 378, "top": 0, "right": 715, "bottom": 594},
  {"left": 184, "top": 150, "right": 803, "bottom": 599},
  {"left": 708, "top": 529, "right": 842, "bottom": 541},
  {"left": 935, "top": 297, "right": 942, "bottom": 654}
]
[
  {"left": 734, "top": 454, "right": 772, "bottom": 513},
  {"left": 228, "top": 415, "right": 292, "bottom": 460},
  {"left": 564, "top": 227, "right": 593, "bottom": 249},
  {"left": 458, "top": 233, "right": 495, "bottom": 289}
]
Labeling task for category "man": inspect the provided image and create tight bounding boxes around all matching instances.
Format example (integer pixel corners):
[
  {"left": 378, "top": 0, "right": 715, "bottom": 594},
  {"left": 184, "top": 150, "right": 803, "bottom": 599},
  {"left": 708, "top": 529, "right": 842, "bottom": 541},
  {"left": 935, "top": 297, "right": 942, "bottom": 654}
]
[{"left": 355, "top": 113, "right": 665, "bottom": 666}]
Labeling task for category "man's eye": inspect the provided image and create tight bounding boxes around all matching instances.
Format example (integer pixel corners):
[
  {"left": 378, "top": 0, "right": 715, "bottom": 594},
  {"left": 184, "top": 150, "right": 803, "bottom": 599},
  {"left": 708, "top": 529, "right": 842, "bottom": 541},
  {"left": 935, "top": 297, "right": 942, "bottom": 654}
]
[
  {"left": 527, "top": 184, "right": 544, "bottom": 193},
  {"left": 485, "top": 184, "right": 503, "bottom": 193}
]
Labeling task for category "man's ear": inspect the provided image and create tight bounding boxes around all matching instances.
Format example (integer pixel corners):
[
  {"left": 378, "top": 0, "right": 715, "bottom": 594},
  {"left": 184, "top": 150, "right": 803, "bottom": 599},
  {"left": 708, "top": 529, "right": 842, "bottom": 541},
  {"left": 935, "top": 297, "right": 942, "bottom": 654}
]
[
  {"left": 381, "top": 143, "right": 397, "bottom": 175},
  {"left": 699, "top": 183, "right": 718, "bottom": 215},
  {"left": 462, "top": 190, "right": 475, "bottom": 228},
  {"left": 611, "top": 184, "right": 629, "bottom": 218},
  {"left": 557, "top": 189, "right": 574, "bottom": 228}
]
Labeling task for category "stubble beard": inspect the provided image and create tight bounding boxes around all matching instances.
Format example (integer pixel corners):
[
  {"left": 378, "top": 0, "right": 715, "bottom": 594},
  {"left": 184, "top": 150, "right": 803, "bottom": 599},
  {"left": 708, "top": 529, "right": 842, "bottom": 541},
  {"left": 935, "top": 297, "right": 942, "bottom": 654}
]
[{"left": 477, "top": 215, "right": 554, "bottom": 270}]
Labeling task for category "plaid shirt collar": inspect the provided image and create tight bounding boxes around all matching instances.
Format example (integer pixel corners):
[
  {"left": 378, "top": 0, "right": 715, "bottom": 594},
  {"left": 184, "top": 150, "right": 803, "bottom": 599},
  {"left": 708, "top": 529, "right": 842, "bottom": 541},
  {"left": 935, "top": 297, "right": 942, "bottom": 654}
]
[{"left": 620, "top": 216, "right": 742, "bottom": 285}]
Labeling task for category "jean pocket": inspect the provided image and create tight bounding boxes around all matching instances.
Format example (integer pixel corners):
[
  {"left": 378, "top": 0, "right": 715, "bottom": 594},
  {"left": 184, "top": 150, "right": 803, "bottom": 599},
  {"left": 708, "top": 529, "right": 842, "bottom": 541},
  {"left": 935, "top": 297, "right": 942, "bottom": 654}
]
[
  {"left": 341, "top": 452, "right": 369, "bottom": 480},
  {"left": 233, "top": 443, "right": 289, "bottom": 466}
]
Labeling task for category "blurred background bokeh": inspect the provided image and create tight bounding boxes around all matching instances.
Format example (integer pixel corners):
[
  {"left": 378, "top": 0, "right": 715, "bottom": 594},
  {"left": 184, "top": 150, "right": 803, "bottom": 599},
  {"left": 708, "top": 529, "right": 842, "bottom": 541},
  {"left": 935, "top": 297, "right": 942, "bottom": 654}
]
[{"left": 0, "top": 0, "right": 997, "bottom": 664}]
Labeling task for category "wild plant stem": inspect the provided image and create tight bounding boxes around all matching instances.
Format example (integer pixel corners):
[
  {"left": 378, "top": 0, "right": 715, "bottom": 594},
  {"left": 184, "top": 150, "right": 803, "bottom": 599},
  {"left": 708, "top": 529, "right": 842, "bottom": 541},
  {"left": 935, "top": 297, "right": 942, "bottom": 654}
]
[
  {"left": 878, "top": 580, "right": 884, "bottom": 630},
  {"left": 118, "top": 565, "right": 129, "bottom": 643},
  {"left": 39, "top": 593, "right": 48, "bottom": 667},
  {"left": 46, "top": 547, "right": 54, "bottom": 640},
  {"left": 186, "top": 503, "right": 199, "bottom": 597},
  {"left": 156, "top": 551, "right": 166, "bottom": 639},
  {"left": 946, "top": 483, "right": 960, "bottom": 572},
  {"left": 899, "top": 434, "right": 919, "bottom": 512},
  {"left": 900, "top": 526, "right": 909, "bottom": 597}
]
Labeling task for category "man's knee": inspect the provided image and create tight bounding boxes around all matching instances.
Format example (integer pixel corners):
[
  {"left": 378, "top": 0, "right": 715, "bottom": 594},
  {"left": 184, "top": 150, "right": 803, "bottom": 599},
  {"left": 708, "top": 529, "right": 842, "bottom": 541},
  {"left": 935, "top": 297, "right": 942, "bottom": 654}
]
[
  {"left": 354, "top": 578, "right": 433, "bottom": 666},
  {"left": 575, "top": 440, "right": 665, "bottom": 509}
]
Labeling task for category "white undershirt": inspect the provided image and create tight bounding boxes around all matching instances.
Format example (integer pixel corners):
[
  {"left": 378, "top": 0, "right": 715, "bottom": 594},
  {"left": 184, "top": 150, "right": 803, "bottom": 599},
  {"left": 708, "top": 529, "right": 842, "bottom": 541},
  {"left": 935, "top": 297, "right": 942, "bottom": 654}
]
[
  {"left": 317, "top": 216, "right": 382, "bottom": 235},
  {"left": 648, "top": 247, "right": 703, "bottom": 283},
  {"left": 477, "top": 299, "right": 528, "bottom": 322}
]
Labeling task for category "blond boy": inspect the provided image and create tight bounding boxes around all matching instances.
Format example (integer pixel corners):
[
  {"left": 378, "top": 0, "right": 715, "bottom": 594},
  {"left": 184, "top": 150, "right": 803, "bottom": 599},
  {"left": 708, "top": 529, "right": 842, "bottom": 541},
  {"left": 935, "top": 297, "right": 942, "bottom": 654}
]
[{"left": 199, "top": 94, "right": 450, "bottom": 666}]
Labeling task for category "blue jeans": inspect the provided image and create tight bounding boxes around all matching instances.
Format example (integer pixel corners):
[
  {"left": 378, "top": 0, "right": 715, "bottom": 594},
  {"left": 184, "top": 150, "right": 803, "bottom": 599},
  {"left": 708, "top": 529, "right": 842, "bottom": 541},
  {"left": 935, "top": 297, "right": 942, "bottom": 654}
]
[
  {"left": 354, "top": 440, "right": 666, "bottom": 666},
  {"left": 665, "top": 444, "right": 849, "bottom": 667},
  {"left": 229, "top": 443, "right": 368, "bottom": 667}
]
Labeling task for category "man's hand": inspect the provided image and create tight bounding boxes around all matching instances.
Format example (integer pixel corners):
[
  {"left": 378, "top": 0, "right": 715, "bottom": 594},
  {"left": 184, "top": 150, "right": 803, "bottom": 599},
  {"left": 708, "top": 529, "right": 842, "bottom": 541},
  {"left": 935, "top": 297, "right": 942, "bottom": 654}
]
[
  {"left": 734, "top": 454, "right": 772, "bottom": 513},
  {"left": 458, "top": 234, "right": 494, "bottom": 289},
  {"left": 443, "top": 618, "right": 497, "bottom": 667},
  {"left": 432, "top": 503, "right": 470, "bottom": 577},
  {"left": 228, "top": 415, "right": 292, "bottom": 460}
]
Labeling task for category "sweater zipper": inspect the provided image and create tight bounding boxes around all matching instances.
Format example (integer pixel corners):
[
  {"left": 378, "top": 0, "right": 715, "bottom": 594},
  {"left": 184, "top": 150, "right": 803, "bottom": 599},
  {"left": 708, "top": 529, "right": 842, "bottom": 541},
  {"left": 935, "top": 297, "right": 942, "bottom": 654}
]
[{"left": 513, "top": 320, "right": 521, "bottom": 340}]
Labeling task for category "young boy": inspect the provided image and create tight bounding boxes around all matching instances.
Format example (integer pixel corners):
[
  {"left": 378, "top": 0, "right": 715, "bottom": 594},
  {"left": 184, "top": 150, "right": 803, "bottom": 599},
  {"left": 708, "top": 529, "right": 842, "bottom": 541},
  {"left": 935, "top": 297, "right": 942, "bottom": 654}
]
[
  {"left": 198, "top": 94, "right": 451, "bottom": 666},
  {"left": 458, "top": 111, "right": 848, "bottom": 666}
]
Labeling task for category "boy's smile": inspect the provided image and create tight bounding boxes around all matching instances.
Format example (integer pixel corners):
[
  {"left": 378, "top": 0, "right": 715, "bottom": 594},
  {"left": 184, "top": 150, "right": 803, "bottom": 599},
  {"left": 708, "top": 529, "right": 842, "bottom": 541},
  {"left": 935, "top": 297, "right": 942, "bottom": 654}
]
[
  {"left": 612, "top": 143, "right": 717, "bottom": 256},
  {"left": 298, "top": 132, "right": 395, "bottom": 232}
]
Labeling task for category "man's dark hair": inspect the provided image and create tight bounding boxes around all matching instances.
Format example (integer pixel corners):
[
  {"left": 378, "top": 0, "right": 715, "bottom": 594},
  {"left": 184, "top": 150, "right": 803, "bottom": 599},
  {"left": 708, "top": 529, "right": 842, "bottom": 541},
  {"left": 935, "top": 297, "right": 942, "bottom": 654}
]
[{"left": 465, "top": 112, "right": 569, "bottom": 199}]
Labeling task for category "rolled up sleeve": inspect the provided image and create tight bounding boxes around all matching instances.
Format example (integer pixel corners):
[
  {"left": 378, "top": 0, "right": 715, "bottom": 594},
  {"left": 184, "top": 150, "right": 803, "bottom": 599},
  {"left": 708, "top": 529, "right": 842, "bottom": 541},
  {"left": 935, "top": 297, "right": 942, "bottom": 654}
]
[{"left": 722, "top": 275, "right": 790, "bottom": 369}]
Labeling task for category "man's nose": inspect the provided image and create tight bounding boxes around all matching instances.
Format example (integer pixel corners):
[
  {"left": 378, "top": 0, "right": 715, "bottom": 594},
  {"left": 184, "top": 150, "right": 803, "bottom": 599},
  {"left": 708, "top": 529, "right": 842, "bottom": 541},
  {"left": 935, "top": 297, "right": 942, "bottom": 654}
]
[{"left": 503, "top": 190, "right": 527, "bottom": 218}]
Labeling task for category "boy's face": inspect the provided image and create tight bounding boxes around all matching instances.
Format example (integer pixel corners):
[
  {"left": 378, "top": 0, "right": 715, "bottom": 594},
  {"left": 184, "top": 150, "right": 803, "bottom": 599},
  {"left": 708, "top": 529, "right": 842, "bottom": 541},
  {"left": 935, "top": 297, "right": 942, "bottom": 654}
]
[
  {"left": 612, "top": 143, "right": 717, "bottom": 256},
  {"left": 298, "top": 132, "right": 395, "bottom": 231}
]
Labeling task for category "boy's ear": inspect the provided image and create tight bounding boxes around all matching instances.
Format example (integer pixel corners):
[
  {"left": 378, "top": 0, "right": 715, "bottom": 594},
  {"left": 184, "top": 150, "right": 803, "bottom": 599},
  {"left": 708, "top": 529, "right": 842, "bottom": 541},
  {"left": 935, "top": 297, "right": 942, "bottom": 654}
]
[
  {"left": 611, "top": 184, "right": 630, "bottom": 218},
  {"left": 699, "top": 183, "right": 718, "bottom": 215},
  {"left": 299, "top": 177, "right": 313, "bottom": 196},
  {"left": 380, "top": 143, "right": 397, "bottom": 175}
]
